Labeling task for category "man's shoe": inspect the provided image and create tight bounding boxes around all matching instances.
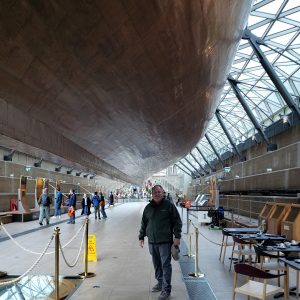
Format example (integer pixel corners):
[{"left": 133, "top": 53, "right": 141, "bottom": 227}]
[
  {"left": 39, "top": 223, "right": 43, "bottom": 226},
  {"left": 152, "top": 283, "right": 162, "bottom": 292},
  {"left": 158, "top": 291, "right": 170, "bottom": 300}
]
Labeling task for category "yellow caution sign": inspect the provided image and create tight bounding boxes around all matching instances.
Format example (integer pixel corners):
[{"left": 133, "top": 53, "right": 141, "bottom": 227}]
[{"left": 87, "top": 234, "right": 97, "bottom": 262}]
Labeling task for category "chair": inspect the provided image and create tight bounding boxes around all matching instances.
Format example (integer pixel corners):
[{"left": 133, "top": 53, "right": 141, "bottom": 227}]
[
  {"left": 232, "top": 263, "right": 287, "bottom": 300},
  {"left": 219, "top": 230, "right": 234, "bottom": 264},
  {"left": 228, "top": 235, "right": 256, "bottom": 272},
  {"left": 254, "top": 245, "right": 287, "bottom": 286}
]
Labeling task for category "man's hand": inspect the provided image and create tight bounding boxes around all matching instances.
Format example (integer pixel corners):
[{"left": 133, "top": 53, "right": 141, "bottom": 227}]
[
  {"left": 173, "top": 238, "right": 180, "bottom": 246},
  {"left": 139, "top": 240, "right": 144, "bottom": 248}
]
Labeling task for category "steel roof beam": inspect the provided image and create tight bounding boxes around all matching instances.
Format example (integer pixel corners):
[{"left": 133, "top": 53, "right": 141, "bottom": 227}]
[
  {"left": 178, "top": 161, "right": 198, "bottom": 178},
  {"left": 195, "top": 146, "right": 216, "bottom": 172},
  {"left": 228, "top": 75, "right": 277, "bottom": 151},
  {"left": 215, "top": 109, "right": 246, "bottom": 161},
  {"left": 205, "top": 134, "right": 225, "bottom": 167},
  {"left": 183, "top": 158, "right": 203, "bottom": 176},
  {"left": 243, "top": 29, "right": 300, "bottom": 120},
  {"left": 189, "top": 151, "right": 209, "bottom": 174},
  {"left": 174, "top": 164, "right": 194, "bottom": 178}
]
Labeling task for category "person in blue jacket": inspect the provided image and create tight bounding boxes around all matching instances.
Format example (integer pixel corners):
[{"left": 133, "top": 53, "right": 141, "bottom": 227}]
[{"left": 54, "top": 187, "right": 63, "bottom": 218}]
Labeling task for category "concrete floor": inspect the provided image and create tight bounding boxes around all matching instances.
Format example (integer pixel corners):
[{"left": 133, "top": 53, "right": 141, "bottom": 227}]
[{"left": 0, "top": 202, "right": 299, "bottom": 299}]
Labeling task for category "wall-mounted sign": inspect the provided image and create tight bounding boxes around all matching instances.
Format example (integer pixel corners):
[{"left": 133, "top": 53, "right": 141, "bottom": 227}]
[{"left": 224, "top": 167, "right": 231, "bottom": 173}]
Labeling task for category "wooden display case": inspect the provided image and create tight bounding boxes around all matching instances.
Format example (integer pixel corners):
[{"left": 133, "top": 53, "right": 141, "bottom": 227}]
[
  {"left": 281, "top": 204, "right": 300, "bottom": 241},
  {"left": 258, "top": 202, "right": 276, "bottom": 230},
  {"left": 267, "top": 203, "right": 290, "bottom": 235},
  {"left": 19, "top": 175, "right": 30, "bottom": 212},
  {"left": 36, "top": 178, "right": 44, "bottom": 201}
]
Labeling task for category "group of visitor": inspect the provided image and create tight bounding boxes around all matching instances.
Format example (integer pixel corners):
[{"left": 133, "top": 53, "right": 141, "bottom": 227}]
[{"left": 38, "top": 189, "right": 116, "bottom": 225}]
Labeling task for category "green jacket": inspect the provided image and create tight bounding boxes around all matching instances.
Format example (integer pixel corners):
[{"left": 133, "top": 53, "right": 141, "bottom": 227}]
[{"left": 139, "top": 198, "right": 182, "bottom": 243}]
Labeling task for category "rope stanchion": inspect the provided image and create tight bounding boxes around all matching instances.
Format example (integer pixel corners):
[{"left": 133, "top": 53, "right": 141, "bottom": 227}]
[
  {"left": 79, "top": 218, "right": 95, "bottom": 278},
  {"left": 0, "top": 233, "right": 55, "bottom": 286},
  {"left": 186, "top": 209, "right": 189, "bottom": 234},
  {"left": 183, "top": 221, "right": 194, "bottom": 257},
  {"left": 0, "top": 218, "right": 7, "bottom": 279},
  {"left": 0, "top": 220, "right": 85, "bottom": 255},
  {"left": 59, "top": 223, "right": 85, "bottom": 268},
  {"left": 188, "top": 227, "right": 205, "bottom": 278},
  {"left": 54, "top": 227, "right": 60, "bottom": 300}
]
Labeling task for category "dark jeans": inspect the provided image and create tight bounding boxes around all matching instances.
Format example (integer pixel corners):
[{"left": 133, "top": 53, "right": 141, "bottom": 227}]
[
  {"left": 148, "top": 242, "right": 172, "bottom": 294},
  {"left": 101, "top": 206, "right": 107, "bottom": 218},
  {"left": 55, "top": 206, "right": 61, "bottom": 217},
  {"left": 94, "top": 205, "right": 100, "bottom": 219}
]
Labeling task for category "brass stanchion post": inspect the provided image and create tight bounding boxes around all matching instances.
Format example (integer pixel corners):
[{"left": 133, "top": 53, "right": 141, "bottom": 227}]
[
  {"left": 79, "top": 218, "right": 95, "bottom": 278},
  {"left": 54, "top": 227, "right": 60, "bottom": 300},
  {"left": 188, "top": 232, "right": 192, "bottom": 257},
  {"left": 186, "top": 209, "right": 189, "bottom": 234},
  {"left": 0, "top": 218, "right": 7, "bottom": 278},
  {"left": 189, "top": 227, "right": 205, "bottom": 278},
  {"left": 184, "top": 221, "right": 194, "bottom": 257}
]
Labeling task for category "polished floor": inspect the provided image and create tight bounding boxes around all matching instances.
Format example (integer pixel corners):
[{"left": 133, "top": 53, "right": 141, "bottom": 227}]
[
  {"left": 0, "top": 201, "right": 299, "bottom": 299},
  {"left": 0, "top": 202, "right": 188, "bottom": 300}
]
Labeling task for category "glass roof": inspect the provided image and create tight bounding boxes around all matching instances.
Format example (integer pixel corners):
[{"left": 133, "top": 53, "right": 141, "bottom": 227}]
[{"left": 180, "top": 0, "right": 300, "bottom": 173}]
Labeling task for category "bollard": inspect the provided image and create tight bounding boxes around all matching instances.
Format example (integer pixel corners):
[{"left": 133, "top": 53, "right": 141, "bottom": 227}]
[
  {"left": 54, "top": 227, "right": 60, "bottom": 300},
  {"left": 79, "top": 218, "right": 95, "bottom": 278},
  {"left": 189, "top": 227, "right": 205, "bottom": 278}
]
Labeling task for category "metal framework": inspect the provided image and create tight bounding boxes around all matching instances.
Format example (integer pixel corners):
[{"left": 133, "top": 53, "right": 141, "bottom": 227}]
[{"left": 176, "top": 0, "right": 300, "bottom": 173}]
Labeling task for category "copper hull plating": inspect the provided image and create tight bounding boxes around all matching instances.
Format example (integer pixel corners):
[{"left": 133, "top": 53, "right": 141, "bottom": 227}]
[{"left": 0, "top": 1, "right": 252, "bottom": 182}]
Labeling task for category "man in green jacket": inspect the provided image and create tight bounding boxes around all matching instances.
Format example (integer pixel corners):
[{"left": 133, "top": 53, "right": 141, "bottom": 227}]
[{"left": 139, "top": 185, "right": 182, "bottom": 300}]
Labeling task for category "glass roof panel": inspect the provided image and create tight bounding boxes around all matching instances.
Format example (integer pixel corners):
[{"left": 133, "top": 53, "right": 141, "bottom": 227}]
[
  {"left": 256, "top": 0, "right": 285, "bottom": 14},
  {"left": 176, "top": 0, "right": 300, "bottom": 174},
  {"left": 286, "top": 11, "right": 300, "bottom": 22},
  {"left": 247, "top": 15, "right": 266, "bottom": 26},
  {"left": 251, "top": 23, "right": 271, "bottom": 37},
  {"left": 282, "top": 0, "right": 299, "bottom": 12},
  {"left": 270, "top": 32, "right": 297, "bottom": 46},
  {"left": 267, "top": 21, "right": 294, "bottom": 36}
]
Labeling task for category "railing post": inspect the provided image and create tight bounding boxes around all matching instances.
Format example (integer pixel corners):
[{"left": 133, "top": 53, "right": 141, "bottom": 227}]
[
  {"left": 189, "top": 227, "right": 204, "bottom": 278},
  {"left": 79, "top": 218, "right": 95, "bottom": 278},
  {"left": 188, "top": 232, "right": 192, "bottom": 257},
  {"left": 183, "top": 231, "right": 194, "bottom": 258},
  {"left": 186, "top": 209, "right": 189, "bottom": 234},
  {"left": 54, "top": 227, "right": 60, "bottom": 300},
  {"left": 0, "top": 219, "right": 8, "bottom": 278},
  {"left": 249, "top": 200, "right": 252, "bottom": 223}
]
